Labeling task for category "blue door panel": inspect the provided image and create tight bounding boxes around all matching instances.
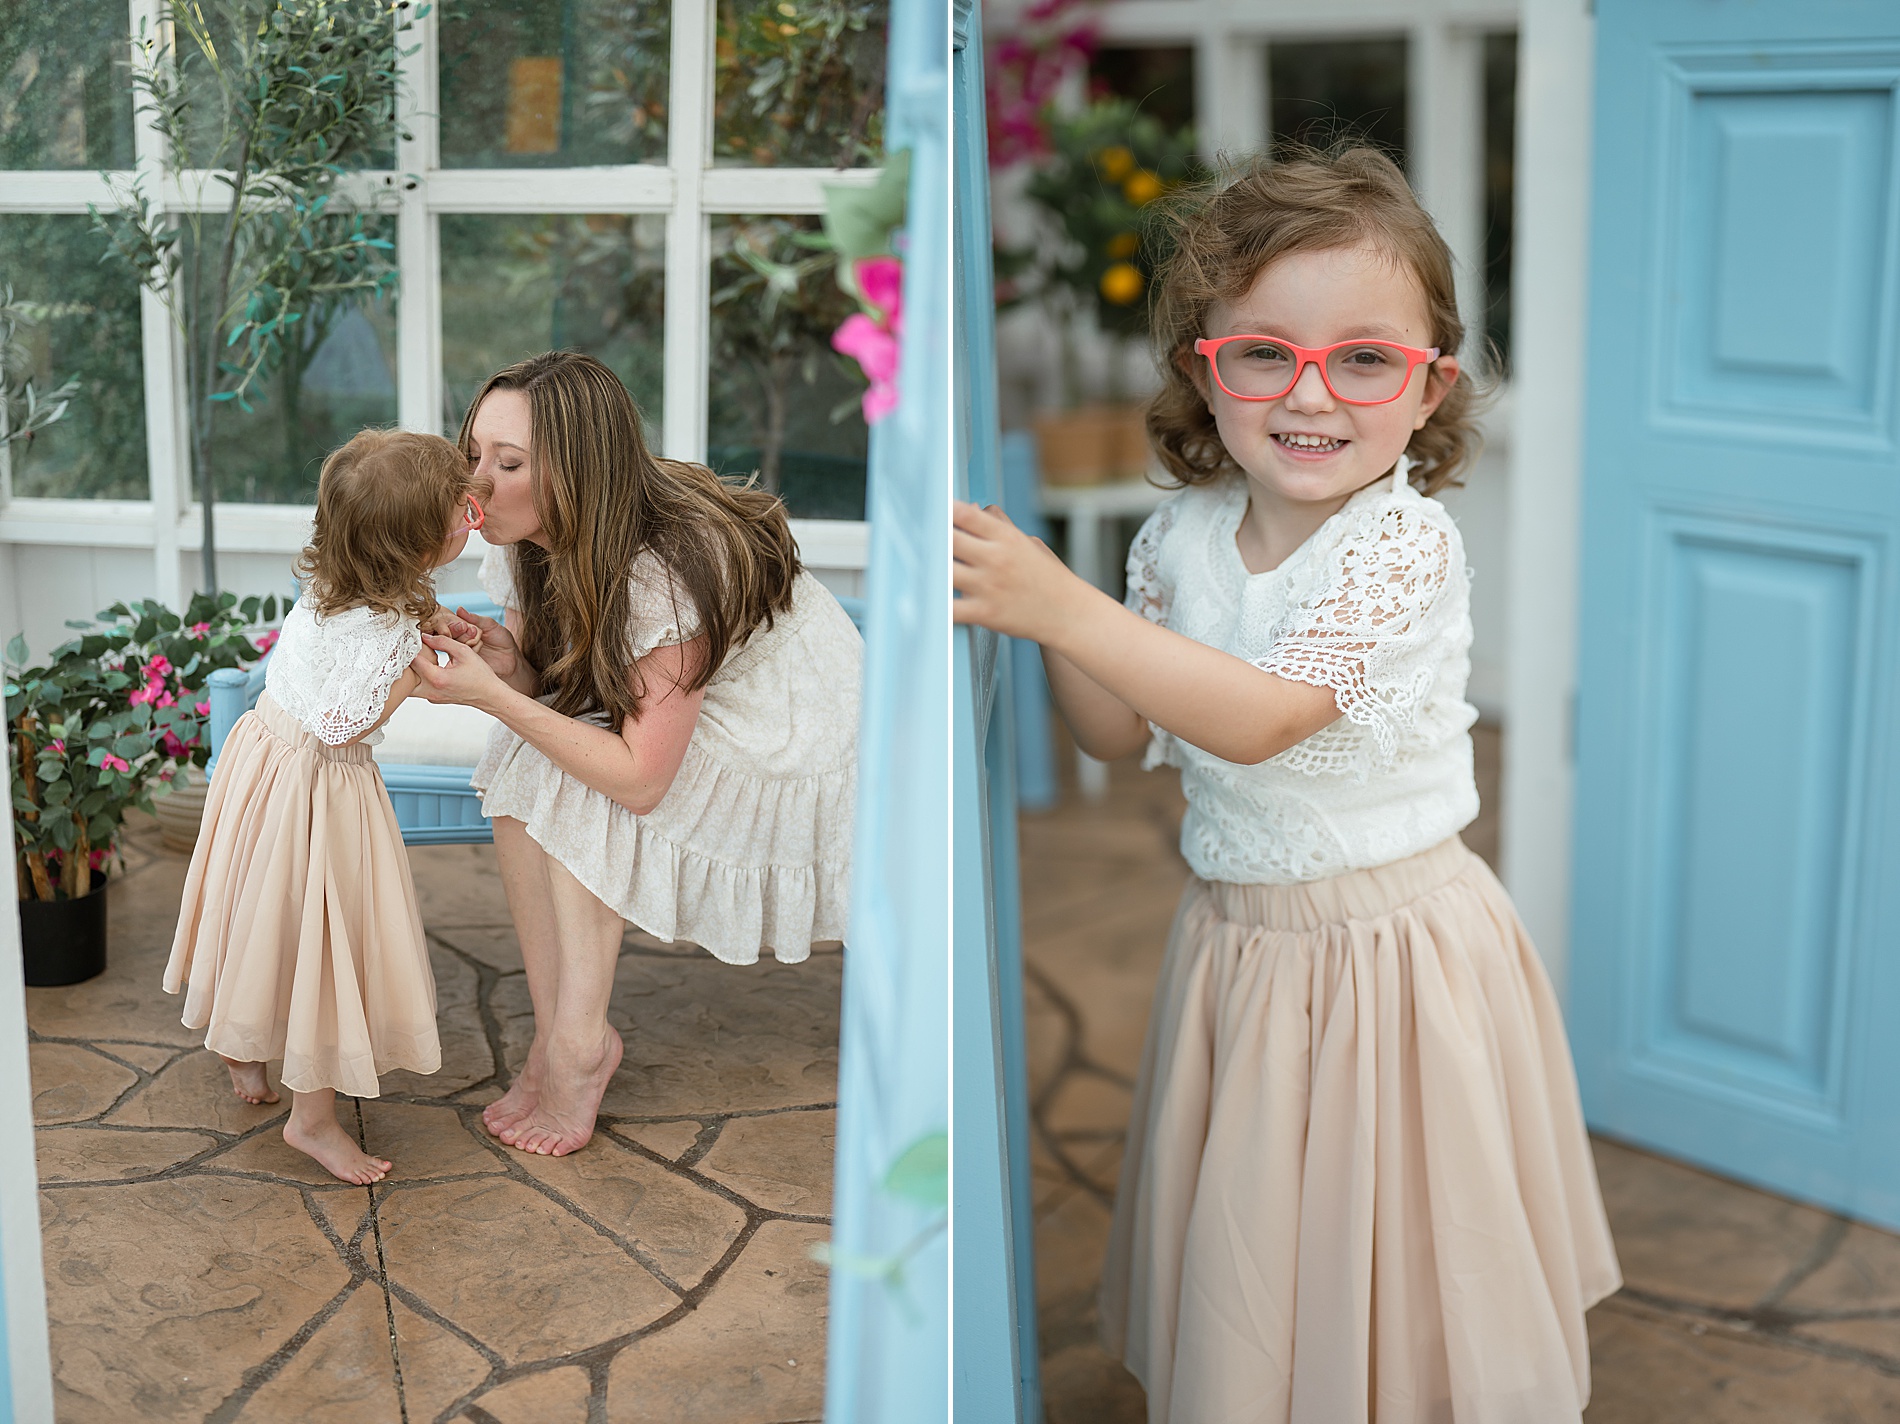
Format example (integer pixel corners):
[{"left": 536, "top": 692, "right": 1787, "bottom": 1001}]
[{"left": 1573, "top": 0, "right": 1900, "bottom": 1229}]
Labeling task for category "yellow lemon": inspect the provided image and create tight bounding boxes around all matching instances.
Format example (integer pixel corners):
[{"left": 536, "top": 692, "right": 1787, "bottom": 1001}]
[
  {"left": 1123, "top": 170, "right": 1164, "bottom": 206},
  {"left": 1100, "top": 262, "right": 1145, "bottom": 305},
  {"left": 1096, "top": 145, "right": 1136, "bottom": 181},
  {"left": 1106, "top": 231, "right": 1139, "bottom": 259}
]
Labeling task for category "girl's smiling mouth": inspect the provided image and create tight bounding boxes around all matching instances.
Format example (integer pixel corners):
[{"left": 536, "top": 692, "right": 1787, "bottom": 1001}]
[{"left": 1272, "top": 431, "right": 1350, "bottom": 457}]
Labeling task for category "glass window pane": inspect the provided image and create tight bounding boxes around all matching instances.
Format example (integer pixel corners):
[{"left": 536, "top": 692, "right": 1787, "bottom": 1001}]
[
  {"left": 707, "top": 215, "right": 867, "bottom": 521},
  {"left": 1088, "top": 46, "right": 1195, "bottom": 137},
  {"left": 1268, "top": 38, "right": 1408, "bottom": 169},
  {"left": 0, "top": 1, "right": 135, "bottom": 169},
  {"left": 0, "top": 215, "right": 147, "bottom": 499},
  {"left": 190, "top": 214, "right": 400, "bottom": 505},
  {"left": 1484, "top": 32, "right": 1517, "bottom": 373},
  {"left": 440, "top": 213, "right": 665, "bottom": 438},
  {"left": 173, "top": 4, "right": 398, "bottom": 170},
  {"left": 712, "top": 0, "right": 886, "bottom": 168},
  {"left": 439, "top": 0, "right": 670, "bottom": 169}
]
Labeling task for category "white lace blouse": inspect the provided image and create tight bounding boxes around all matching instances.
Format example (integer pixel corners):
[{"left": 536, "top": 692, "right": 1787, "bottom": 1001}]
[
  {"left": 1126, "top": 462, "right": 1480, "bottom": 885},
  {"left": 264, "top": 598, "right": 423, "bottom": 747}
]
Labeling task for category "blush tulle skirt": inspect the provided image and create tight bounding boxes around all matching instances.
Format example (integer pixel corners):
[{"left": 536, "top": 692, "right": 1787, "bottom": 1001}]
[
  {"left": 1099, "top": 836, "right": 1620, "bottom": 1424},
  {"left": 163, "top": 693, "right": 439, "bottom": 1098}
]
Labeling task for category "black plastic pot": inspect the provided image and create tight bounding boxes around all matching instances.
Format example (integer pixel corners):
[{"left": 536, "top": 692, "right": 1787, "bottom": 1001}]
[{"left": 19, "top": 872, "right": 108, "bottom": 986}]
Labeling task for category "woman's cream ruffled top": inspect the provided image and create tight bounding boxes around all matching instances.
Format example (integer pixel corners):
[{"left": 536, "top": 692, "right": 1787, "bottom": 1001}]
[
  {"left": 264, "top": 599, "right": 422, "bottom": 746},
  {"left": 472, "top": 543, "right": 861, "bottom": 965},
  {"left": 1126, "top": 461, "right": 1479, "bottom": 885}
]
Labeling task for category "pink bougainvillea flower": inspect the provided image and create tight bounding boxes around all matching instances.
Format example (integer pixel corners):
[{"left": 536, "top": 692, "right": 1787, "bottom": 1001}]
[
  {"left": 100, "top": 753, "right": 130, "bottom": 774},
  {"left": 128, "top": 683, "right": 155, "bottom": 707},
  {"left": 255, "top": 628, "right": 281, "bottom": 655},
  {"left": 146, "top": 654, "right": 172, "bottom": 677},
  {"left": 155, "top": 689, "right": 175, "bottom": 708},
  {"left": 189, "top": 621, "right": 211, "bottom": 638},
  {"left": 160, "top": 731, "right": 188, "bottom": 759},
  {"left": 833, "top": 313, "right": 900, "bottom": 423},
  {"left": 88, "top": 848, "right": 107, "bottom": 869},
  {"left": 194, "top": 701, "right": 210, "bottom": 717},
  {"left": 855, "top": 256, "right": 904, "bottom": 332}
]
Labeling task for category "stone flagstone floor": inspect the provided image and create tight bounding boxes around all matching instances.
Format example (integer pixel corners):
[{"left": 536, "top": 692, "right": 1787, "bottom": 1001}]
[
  {"left": 1025, "top": 726, "right": 1900, "bottom": 1424},
  {"left": 27, "top": 815, "right": 837, "bottom": 1424}
]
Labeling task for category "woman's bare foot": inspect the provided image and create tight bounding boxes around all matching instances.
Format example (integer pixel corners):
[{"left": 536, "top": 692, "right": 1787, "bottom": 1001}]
[
  {"left": 505, "top": 1029, "right": 623, "bottom": 1157},
  {"left": 284, "top": 1090, "right": 391, "bottom": 1185},
  {"left": 482, "top": 1047, "right": 545, "bottom": 1138},
  {"left": 218, "top": 1055, "right": 280, "bottom": 1105}
]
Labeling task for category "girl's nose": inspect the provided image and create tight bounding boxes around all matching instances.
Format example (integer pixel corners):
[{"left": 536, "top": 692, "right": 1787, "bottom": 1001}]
[{"left": 1283, "top": 359, "right": 1335, "bottom": 412}]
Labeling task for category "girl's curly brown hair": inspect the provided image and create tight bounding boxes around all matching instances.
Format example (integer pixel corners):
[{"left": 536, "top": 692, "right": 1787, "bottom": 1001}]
[
  {"left": 1146, "top": 143, "right": 1485, "bottom": 496},
  {"left": 296, "top": 429, "right": 476, "bottom": 623}
]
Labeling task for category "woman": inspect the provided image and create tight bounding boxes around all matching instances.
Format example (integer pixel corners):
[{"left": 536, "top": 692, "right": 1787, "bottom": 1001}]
[{"left": 412, "top": 351, "right": 861, "bottom": 1156}]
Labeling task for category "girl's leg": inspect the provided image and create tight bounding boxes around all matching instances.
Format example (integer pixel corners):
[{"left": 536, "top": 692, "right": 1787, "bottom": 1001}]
[
  {"left": 217, "top": 1055, "right": 279, "bottom": 1105},
  {"left": 282, "top": 1087, "right": 391, "bottom": 1185},
  {"left": 505, "top": 855, "right": 625, "bottom": 1157},
  {"left": 483, "top": 816, "right": 565, "bottom": 1135}
]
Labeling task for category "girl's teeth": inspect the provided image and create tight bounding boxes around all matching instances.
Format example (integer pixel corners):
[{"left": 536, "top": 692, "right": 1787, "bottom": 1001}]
[{"left": 1276, "top": 434, "right": 1343, "bottom": 451}]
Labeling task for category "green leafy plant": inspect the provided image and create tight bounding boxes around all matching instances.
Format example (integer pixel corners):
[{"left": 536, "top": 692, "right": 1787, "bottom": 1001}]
[
  {"left": 7, "top": 593, "right": 278, "bottom": 903},
  {"left": 90, "top": 0, "right": 420, "bottom": 593},
  {"left": 0, "top": 285, "right": 83, "bottom": 474},
  {"left": 1012, "top": 97, "right": 1200, "bottom": 403},
  {"left": 714, "top": 0, "right": 885, "bottom": 168}
]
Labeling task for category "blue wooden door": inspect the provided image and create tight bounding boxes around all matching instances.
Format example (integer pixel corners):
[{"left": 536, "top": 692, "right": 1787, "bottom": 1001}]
[
  {"left": 951, "top": 2, "right": 1042, "bottom": 1420},
  {"left": 820, "top": 0, "right": 949, "bottom": 1418},
  {"left": 1571, "top": 0, "right": 1900, "bottom": 1228}
]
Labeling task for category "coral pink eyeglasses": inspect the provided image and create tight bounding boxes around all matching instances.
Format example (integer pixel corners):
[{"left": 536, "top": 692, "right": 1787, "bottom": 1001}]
[
  {"left": 458, "top": 495, "right": 485, "bottom": 531},
  {"left": 1194, "top": 335, "right": 1441, "bottom": 405}
]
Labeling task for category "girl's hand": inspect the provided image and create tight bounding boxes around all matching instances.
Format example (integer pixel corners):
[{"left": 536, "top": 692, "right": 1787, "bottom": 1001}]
[
  {"left": 952, "top": 501, "right": 1089, "bottom": 644},
  {"left": 422, "top": 608, "right": 483, "bottom": 648},
  {"left": 449, "top": 606, "right": 535, "bottom": 692},
  {"left": 411, "top": 632, "right": 509, "bottom": 711}
]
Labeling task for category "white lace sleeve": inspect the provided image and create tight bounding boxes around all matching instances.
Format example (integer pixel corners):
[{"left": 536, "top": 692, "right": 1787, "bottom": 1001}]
[
  {"left": 1255, "top": 502, "right": 1451, "bottom": 760},
  {"left": 1124, "top": 498, "right": 1179, "bottom": 624},
  {"left": 628, "top": 551, "right": 704, "bottom": 660},
  {"left": 477, "top": 542, "right": 517, "bottom": 612},
  {"left": 306, "top": 613, "right": 423, "bottom": 746}
]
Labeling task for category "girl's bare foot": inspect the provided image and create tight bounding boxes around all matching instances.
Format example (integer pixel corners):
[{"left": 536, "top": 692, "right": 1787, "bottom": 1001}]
[
  {"left": 505, "top": 1029, "right": 623, "bottom": 1157},
  {"left": 218, "top": 1055, "right": 280, "bottom": 1105},
  {"left": 482, "top": 1048, "right": 545, "bottom": 1137},
  {"left": 284, "top": 1090, "right": 391, "bottom": 1185}
]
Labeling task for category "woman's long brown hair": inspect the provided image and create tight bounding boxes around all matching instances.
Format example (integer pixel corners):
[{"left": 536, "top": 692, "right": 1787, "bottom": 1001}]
[{"left": 459, "top": 351, "right": 801, "bottom": 730}]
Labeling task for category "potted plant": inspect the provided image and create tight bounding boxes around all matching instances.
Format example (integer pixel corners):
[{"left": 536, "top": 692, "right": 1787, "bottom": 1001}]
[
  {"left": 1009, "top": 98, "right": 1200, "bottom": 484},
  {"left": 91, "top": 0, "right": 416, "bottom": 593},
  {"left": 7, "top": 594, "right": 278, "bottom": 985}
]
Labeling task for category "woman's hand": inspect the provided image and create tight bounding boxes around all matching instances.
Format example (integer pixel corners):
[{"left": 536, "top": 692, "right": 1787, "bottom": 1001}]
[
  {"left": 952, "top": 501, "right": 1091, "bottom": 645},
  {"left": 411, "top": 632, "right": 511, "bottom": 712}
]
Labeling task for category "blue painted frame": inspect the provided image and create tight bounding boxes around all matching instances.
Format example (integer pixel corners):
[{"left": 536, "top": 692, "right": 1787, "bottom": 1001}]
[
  {"left": 951, "top": 3, "right": 1043, "bottom": 1419},
  {"left": 820, "top": 0, "right": 950, "bottom": 1417}
]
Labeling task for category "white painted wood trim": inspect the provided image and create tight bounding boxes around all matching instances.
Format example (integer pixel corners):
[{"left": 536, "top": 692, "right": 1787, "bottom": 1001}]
[
  {"left": 395, "top": 2, "right": 442, "bottom": 435},
  {"left": 699, "top": 166, "right": 879, "bottom": 213},
  {"left": 662, "top": 0, "right": 715, "bottom": 465},
  {"left": 1500, "top": 0, "right": 1592, "bottom": 995},
  {"left": 424, "top": 167, "right": 676, "bottom": 212},
  {"left": 1409, "top": 21, "right": 1488, "bottom": 352}
]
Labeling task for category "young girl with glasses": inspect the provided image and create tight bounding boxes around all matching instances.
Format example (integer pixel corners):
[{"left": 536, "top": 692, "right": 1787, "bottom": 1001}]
[
  {"left": 955, "top": 146, "right": 1621, "bottom": 1422},
  {"left": 164, "top": 428, "right": 486, "bottom": 1184}
]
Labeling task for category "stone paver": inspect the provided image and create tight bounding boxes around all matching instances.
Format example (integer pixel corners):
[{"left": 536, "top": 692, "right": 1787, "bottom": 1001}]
[
  {"left": 27, "top": 814, "right": 840, "bottom": 1423},
  {"left": 1022, "top": 727, "right": 1900, "bottom": 1422}
]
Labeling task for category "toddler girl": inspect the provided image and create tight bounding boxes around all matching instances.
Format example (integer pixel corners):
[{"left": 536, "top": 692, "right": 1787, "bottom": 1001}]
[
  {"left": 954, "top": 146, "right": 1621, "bottom": 1422},
  {"left": 164, "top": 428, "right": 483, "bottom": 1184}
]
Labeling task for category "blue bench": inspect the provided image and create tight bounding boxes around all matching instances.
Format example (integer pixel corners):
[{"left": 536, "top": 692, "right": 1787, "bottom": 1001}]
[{"left": 207, "top": 590, "right": 869, "bottom": 848}]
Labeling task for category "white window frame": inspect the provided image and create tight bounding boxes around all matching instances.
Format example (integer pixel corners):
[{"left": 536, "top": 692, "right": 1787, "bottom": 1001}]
[{"left": 0, "top": 0, "right": 881, "bottom": 608}]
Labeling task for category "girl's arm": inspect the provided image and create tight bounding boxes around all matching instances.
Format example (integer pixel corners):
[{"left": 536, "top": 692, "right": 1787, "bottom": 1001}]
[
  {"left": 954, "top": 502, "right": 1342, "bottom": 766},
  {"left": 1040, "top": 648, "right": 1151, "bottom": 762},
  {"left": 414, "top": 632, "right": 707, "bottom": 816},
  {"left": 337, "top": 666, "right": 423, "bottom": 747}
]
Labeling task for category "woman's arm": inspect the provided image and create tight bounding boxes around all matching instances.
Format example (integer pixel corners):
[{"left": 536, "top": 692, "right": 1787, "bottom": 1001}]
[
  {"left": 954, "top": 502, "right": 1341, "bottom": 765},
  {"left": 413, "top": 633, "right": 707, "bottom": 815}
]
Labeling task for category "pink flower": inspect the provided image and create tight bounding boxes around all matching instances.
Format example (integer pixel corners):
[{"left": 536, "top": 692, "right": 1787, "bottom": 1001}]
[
  {"left": 155, "top": 689, "right": 175, "bottom": 708},
  {"left": 255, "top": 629, "right": 280, "bottom": 655},
  {"left": 100, "top": 753, "right": 130, "bottom": 774},
  {"left": 832, "top": 314, "right": 900, "bottom": 423},
  {"left": 194, "top": 701, "right": 209, "bottom": 717},
  {"left": 146, "top": 654, "right": 172, "bottom": 677},
  {"left": 47, "top": 739, "right": 63, "bottom": 753},
  {"left": 160, "top": 731, "right": 189, "bottom": 759},
  {"left": 128, "top": 684, "right": 155, "bottom": 706},
  {"left": 189, "top": 622, "right": 211, "bottom": 638},
  {"left": 855, "top": 256, "right": 904, "bottom": 333}
]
